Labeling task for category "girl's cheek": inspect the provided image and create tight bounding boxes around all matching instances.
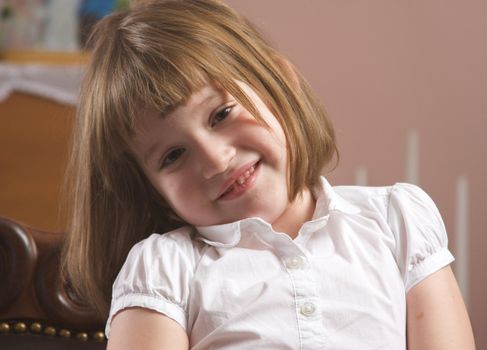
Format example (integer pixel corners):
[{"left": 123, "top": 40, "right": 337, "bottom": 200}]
[
  {"left": 163, "top": 171, "right": 193, "bottom": 198},
  {"left": 153, "top": 174, "right": 177, "bottom": 199}
]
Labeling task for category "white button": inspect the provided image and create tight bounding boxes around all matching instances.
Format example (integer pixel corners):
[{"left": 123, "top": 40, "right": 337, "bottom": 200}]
[
  {"left": 300, "top": 302, "right": 316, "bottom": 317},
  {"left": 284, "top": 256, "right": 305, "bottom": 269}
]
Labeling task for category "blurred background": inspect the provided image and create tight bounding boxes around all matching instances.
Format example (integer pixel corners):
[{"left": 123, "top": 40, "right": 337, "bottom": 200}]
[
  {"left": 0, "top": 0, "right": 485, "bottom": 347},
  {"left": 0, "top": 0, "right": 129, "bottom": 51}
]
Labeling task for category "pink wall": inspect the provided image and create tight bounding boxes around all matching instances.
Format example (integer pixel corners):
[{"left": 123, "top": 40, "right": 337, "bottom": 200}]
[{"left": 226, "top": 0, "right": 487, "bottom": 346}]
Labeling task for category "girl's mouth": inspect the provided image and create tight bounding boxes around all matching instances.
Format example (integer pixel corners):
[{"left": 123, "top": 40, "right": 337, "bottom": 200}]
[{"left": 218, "top": 161, "right": 260, "bottom": 201}]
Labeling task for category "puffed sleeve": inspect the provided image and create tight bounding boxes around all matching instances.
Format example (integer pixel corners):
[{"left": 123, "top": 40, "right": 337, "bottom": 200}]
[
  {"left": 105, "top": 227, "right": 199, "bottom": 337},
  {"left": 387, "top": 183, "right": 455, "bottom": 293}
]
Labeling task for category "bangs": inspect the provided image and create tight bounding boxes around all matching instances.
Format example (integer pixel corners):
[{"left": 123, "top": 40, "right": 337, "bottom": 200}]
[{"left": 132, "top": 55, "right": 211, "bottom": 117}]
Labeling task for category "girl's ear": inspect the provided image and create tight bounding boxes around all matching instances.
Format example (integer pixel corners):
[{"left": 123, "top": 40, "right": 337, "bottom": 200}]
[{"left": 274, "top": 54, "right": 301, "bottom": 91}]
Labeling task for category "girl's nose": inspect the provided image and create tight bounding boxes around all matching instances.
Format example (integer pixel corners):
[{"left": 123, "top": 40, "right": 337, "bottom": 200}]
[{"left": 197, "top": 137, "right": 236, "bottom": 179}]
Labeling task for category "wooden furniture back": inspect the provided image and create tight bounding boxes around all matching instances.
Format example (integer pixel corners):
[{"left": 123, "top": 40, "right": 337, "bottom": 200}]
[{"left": 0, "top": 217, "right": 106, "bottom": 349}]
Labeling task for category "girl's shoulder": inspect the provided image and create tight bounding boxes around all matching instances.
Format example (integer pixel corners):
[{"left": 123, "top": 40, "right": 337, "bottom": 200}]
[
  {"left": 107, "top": 226, "right": 203, "bottom": 336},
  {"left": 127, "top": 225, "right": 205, "bottom": 264},
  {"left": 333, "top": 182, "right": 434, "bottom": 217},
  {"left": 334, "top": 181, "right": 453, "bottom": 292}
]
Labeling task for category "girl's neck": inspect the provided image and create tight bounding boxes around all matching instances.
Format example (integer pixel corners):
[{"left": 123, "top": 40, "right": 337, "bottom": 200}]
[{"left": 272, "top": 187, "right": 316, "bottom": 239}]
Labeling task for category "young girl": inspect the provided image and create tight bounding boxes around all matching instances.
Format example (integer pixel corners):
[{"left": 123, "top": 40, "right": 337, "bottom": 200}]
[{"left": 62, "top": 0, "right": 475, "bottom": 349}]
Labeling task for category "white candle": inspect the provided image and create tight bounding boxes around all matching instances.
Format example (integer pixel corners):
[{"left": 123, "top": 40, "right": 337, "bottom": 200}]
[
  {"left": 405, "top": 129, "right": 419, "bottom": 185},
  {"left": 455, "top": 175, "right": 470, "bottom": 309},
  {"left": 355, "top": 166, "right": 368, "bottom": 186}
]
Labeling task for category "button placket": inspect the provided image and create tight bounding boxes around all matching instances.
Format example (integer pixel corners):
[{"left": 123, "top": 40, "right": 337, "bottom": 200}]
[{"left": 278, "top": 244, "right": 324, "bottom": 345}]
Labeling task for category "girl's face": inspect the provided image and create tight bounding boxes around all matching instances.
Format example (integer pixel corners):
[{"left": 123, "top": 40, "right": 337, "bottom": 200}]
[{"left": 132, "top": 82, "right": 293, "bottom": 227}]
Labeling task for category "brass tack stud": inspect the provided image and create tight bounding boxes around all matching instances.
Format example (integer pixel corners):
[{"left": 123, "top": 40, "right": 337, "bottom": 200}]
[
  {"left": 30, "top": 322, "right": 42, "bottom": 333},
  {"left": 44, "top": 326, "right": 56, "bottom": 336},
  {"left": 77, "top": 332, "right": 89, "bottom": 341},
  {"left": 93, "top": 331, "right": 106, "bottom": 342},
  {"left": 0, "top": 322, "right": 10, "bottom": 333},
  {"left": 14, "top": 322, "right": 27, "bottom": 333},
  {"left": 59, "top": 329, "right": 71, "bottom": 338}
]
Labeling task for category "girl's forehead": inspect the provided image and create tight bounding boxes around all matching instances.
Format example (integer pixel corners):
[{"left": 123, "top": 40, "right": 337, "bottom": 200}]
[{"left": 181, "top": 84, "right": 226, "bottom": 111}]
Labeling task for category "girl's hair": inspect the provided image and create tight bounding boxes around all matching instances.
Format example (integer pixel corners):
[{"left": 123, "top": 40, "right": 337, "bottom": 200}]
[{"left": 61, "top": 0, "right": 338, "bottom": 317}]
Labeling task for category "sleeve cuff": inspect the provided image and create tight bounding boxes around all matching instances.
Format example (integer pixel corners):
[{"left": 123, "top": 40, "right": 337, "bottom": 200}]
[
  {"left": 105, "top": 293, "right": 187, "bottom": 338},
  {"left": 405, "top": 248, "right": 455, "bottom": 293}
]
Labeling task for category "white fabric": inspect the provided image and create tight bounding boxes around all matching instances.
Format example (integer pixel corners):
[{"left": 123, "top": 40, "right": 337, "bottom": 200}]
[
  {"left": 0, "top": 63, "right": 83, "bottom": 105},
  {"left": 106, "top": 177, "right": 454, "bottom": 349}
]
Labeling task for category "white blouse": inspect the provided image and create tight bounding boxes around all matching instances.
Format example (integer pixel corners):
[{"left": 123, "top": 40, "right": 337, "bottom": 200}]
[{"left": 106, "top": 177, "right": 454, "bottom": 349}]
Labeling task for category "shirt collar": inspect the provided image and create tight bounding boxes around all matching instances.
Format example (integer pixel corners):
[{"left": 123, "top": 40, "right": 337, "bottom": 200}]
[
  {"left": 313, "top": 176, "right": 361, "bottom": 218},
  {"left": 195, "top": 176, "right": 360, "bottom": 247}
]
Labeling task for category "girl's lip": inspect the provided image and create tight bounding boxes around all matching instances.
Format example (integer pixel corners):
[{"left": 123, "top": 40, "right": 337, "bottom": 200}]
[{"left": 216, "top": 160, "right": 260, "bottom": 200}]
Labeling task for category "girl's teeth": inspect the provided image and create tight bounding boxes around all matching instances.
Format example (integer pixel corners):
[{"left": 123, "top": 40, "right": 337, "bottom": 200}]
[
  {"left": 223, "top": 163, "right": 258, "bottom": 197},
  {"left": 235, "top": 165, "right": 256, "bottom": 186}
]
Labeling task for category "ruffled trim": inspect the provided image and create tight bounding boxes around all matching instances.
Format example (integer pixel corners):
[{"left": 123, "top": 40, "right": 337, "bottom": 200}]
[
  {"left": 405, "top": 248, "right": 455, "bottom": 293},
  {"left": 105, "top": 293, "right": 187, "bottom": 338}
]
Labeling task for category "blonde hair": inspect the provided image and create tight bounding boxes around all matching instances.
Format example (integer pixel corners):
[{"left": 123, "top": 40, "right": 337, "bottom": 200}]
[{"left": 62, "top": 0, "right": 338, "bottom": 317}]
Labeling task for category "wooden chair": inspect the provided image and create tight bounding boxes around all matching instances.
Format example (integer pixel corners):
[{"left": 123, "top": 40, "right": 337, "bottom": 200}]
[{"left": 0, "top": 216, "right": 106, "bottom": 349}]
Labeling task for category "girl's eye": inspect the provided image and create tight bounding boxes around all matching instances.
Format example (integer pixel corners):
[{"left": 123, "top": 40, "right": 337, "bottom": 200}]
[
  {"left": 210, "top": 105, "right": 233, "bottom": 127},
  {"left": 160, "top": 148, "right": 185, "bottom": 169}
]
